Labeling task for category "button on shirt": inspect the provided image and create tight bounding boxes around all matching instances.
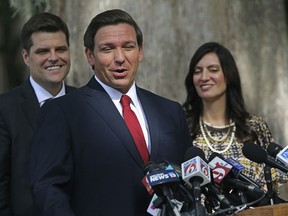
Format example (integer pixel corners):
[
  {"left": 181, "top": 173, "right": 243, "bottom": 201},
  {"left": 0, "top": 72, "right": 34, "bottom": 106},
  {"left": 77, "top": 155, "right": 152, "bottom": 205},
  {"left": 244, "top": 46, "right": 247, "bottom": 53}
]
[
  {"left": 94, "top": 75, "right": 151, "bottom": 153},
  {"left": 30, "top": 76, "right": 66, "bottom": 107}
]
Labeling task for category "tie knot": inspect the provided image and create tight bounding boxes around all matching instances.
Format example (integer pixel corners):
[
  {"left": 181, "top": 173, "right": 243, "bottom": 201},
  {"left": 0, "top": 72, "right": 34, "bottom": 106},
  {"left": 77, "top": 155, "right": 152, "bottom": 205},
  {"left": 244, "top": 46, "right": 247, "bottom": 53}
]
[{"left": 120, "top": 95, "right": 131, "bottom": 107}]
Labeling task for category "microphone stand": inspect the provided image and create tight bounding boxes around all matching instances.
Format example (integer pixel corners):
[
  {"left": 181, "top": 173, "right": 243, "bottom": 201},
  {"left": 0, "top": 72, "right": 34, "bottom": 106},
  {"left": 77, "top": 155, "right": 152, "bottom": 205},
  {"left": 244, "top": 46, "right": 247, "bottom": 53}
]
[
  {"left": 153, "top": 195, "right": 181, "bottom": 216},
  {"left": 264, "top": 165, "right": 275, "bottom": 205},
  {"left": 190, "top": 177, "right": 207, "bottom": 216},
  {"left": 235, "top": 190, "right": 248, "bottom": 204}
]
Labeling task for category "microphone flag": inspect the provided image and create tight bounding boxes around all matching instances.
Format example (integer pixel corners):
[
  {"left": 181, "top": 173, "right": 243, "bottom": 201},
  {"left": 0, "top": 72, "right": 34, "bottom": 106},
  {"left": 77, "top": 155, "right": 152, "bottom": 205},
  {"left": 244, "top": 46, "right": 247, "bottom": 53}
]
[
  {"left": 181, "top": 156, "right": 211, "bottom": 186},
  {"left": 209, "top": 157, "right": 232, "bottom": 184}
]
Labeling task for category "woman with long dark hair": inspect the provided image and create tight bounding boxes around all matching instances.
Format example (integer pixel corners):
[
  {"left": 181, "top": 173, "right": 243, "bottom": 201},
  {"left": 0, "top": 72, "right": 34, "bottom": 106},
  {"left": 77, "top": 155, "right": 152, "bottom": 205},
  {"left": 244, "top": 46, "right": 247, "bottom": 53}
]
[{"left": 183, "top": 42, "right": 287, "bottom": 195}]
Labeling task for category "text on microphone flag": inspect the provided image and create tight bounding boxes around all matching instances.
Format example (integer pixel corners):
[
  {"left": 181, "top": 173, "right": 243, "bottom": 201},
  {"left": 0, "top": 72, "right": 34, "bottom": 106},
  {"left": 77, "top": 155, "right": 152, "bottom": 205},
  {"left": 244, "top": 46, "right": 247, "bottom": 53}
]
[
  {"left": 181, "top": 156, "right": 211, "bottom": 186},
  {"left": 146, "top": 170, "right": 179, "bottom": 187}
]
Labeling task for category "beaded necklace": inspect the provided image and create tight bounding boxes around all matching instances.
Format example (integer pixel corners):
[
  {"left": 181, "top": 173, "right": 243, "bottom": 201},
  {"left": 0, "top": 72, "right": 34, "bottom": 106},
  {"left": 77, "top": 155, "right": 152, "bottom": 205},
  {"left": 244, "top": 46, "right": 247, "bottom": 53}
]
[
  {"left": 199, "top": 117, "right": 236, "bottom": 154},
  {"left": 203, "top": 122, "right": 231, "bottom": 142}
]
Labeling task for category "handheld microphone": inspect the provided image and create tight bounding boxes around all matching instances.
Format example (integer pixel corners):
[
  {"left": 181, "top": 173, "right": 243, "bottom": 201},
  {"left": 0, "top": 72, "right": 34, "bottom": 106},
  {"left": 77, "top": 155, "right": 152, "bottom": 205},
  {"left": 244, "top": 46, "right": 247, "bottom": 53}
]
[
  {"left": 143, "top": 161, "right": 182, "bottom": 216},
  {"left": 214, "top": 153, "right": 262, "bottom": 188},
  {"left": 208, "top": 153, "right": 265, "bottom": 195},
  {"left": 267, "top": 142, "right": 283, "bottom": 158},
  {"left": 181, "top": 146, "right": 210, "bottom": 216},
  {"left": 208, "top": 153, "right": 232, "bottom": 184},
  {"left": 267, "top": 142, "right": 288, "bottom": 168},
  {"left": 182, "top": 147, "right": 232, "bottom": 211},
  {"left": 146, "top": 160, "right": 195, "bottom": 213},
  {"left": 204, "top": 181, "right": 231, "bottom": 209},
  {"left": 242, "top": 142, "right": 288, "bottom": 173},
  {"left": 181, "top": 157, "right": 211, "bottom": 188}
]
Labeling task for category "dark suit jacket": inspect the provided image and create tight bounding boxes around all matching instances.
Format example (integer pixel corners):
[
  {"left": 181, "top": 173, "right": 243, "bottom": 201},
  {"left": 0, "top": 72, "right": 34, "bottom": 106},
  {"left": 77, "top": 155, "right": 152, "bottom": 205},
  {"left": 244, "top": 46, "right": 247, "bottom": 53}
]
[
  {"left": 0, "top": 79, "right": 75, "bottom": 216},
  {"left": 30, "top": 77, "right": 192, "bottom": 216}
]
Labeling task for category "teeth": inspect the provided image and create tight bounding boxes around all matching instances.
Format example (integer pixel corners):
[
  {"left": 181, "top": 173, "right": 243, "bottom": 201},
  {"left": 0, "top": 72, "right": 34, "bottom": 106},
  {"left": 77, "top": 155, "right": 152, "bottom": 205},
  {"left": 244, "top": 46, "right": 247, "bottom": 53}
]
[{"left": 46, "top": 66, "right": 61, "bottom": 70}]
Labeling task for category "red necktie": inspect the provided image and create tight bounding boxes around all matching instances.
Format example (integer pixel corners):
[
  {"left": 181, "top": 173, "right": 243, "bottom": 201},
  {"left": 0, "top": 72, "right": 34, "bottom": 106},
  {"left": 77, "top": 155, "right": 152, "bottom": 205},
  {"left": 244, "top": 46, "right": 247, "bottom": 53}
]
[{"left": 120, "top": 95, "right": 149, "bottom": 162}]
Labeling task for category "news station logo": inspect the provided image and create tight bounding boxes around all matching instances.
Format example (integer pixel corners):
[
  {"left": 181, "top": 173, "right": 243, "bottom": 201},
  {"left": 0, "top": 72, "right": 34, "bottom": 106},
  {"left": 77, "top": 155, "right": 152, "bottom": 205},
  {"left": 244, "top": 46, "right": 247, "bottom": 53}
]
[
  {"left": 147, "top": 170, "right": 179, "bottom": 186},
  {"left": 182, "top": 158, "right": 197, "bottom": 177},
  {"left": 181, "top": 156, "right": 211, "bottom": 186},
  {"left": 201, "top": 162, "right": 209, "bottom": 176},
  {"left": 211, "top": 162, "right": 232, "bottom": 183}
]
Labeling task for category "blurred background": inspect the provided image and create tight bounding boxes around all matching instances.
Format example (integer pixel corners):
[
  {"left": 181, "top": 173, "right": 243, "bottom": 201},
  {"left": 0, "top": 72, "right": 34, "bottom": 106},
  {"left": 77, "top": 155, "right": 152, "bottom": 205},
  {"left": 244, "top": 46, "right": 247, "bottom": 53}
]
[{"left": 1, "top": 0, "right": 288, "bottom": 197}]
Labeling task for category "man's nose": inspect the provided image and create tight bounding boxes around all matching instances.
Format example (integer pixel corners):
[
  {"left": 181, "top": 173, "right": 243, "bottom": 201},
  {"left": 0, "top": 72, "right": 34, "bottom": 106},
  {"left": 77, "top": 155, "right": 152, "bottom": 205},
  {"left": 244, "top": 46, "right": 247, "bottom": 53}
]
[
  {"left": 114, "top": 48, "right": 125, "bottom": 64},
  {"left": 48, "top": 51, "right": 59, "bottom": 63}
]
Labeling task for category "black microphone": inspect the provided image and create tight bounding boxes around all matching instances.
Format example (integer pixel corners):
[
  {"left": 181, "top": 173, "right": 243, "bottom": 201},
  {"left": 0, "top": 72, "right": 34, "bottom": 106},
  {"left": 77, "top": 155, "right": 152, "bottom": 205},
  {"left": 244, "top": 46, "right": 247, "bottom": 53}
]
[
  {"left": 182, "top": 147, "right": 211, "bottom": 188},
  {"left": 204, "top": 181, "right": 231, "bottom": 209},
  {"left": 208, "top": 153, "right": 265, "bottom": 196},
  {"left": 242, "top": 142, "right": 288, "bottom": 173},
  {"left": 181, "top": 146, "right": 210, "bottom": 216},
  {"left": 143, "top": 161, "right": 181, "bottom": 216},
  {"left": 151, "top": 160, "right": 195, "bottom": 213},
  {"left": 182, "top": 147, "right": 231, "bottom": 211},
  {"left": 267, "top": 142, "right": 283, "bottom": 158},
  {"left": 268, "top": 143, "right": 288, "bottom": 167},
  {"left": 213, "top": 152, "right": 262, "bottom": 189}
]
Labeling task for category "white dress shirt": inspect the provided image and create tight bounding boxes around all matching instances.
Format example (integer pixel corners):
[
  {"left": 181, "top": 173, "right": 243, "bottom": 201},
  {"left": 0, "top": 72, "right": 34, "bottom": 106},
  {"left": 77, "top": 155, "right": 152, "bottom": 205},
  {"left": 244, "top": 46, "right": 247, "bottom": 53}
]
[
  {"left": 30, "top": 76, "right": 66, "bottom": 107},
  {"left": 94, "top": 75, "right": 151, "bottom": 152}
]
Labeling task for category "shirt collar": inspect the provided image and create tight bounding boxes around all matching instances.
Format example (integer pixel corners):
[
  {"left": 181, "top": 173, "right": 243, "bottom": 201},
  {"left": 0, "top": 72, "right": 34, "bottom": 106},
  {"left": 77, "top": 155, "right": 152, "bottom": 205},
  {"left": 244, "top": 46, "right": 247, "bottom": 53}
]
[
  {"left": 94, "top": 75, "right": 139, "bottom": 107},
  {"left": 30, "top": 76, "right": 66, "bottom": 105}
]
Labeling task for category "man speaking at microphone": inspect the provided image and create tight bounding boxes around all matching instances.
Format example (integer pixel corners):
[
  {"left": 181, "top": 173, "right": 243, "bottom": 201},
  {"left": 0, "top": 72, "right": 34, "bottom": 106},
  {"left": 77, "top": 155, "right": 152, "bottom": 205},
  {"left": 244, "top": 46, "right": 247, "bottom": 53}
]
[{"left": 30, "top": 9, "right": 192, "bottom": 216}]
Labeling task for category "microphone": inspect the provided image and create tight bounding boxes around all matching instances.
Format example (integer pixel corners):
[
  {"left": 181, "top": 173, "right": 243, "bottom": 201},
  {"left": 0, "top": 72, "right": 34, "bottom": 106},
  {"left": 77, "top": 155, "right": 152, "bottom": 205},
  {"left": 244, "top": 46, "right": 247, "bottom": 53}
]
[
  {"left": 215, "top": 153, "right": 262, "bottom": 188},
  {"left": 181, "top": 147, "right": 211, "bottom": 187},
  {"left": 225, "top": 157, "right": 245, "bottom": 177},
  {"left": 143, "top": 161, "right": 182, "bottom": 216},
  {"left": 182, "top": 147, "right": 232, "bottom": 211},
  {"left": 208, "top": 153, "right": 265, "bottom": 195},
  {"left": 181, "top": 146, "right": 210, "bottom": 216},
  {"left": 267, "top": 142, "right": 288, "bottom": 168},
  {"left": 267, "top": 142, "right": 283, "bottom": 158},
  {"left": 242, "top": 142, "right": 288, "bottom": 173},
  {"left": 148, "top": 160, "right": 195, "bottom": 213},
  {"left": 204, "top": 181, "right": 231, "bottom": 209},
  {"left": 208, "top": 153, "right": 232, "bottom": 184}
]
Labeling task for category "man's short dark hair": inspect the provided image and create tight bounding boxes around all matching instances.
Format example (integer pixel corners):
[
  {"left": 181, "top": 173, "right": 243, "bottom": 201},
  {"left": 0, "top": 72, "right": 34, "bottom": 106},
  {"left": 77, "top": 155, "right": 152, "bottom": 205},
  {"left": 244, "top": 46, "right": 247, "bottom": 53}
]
[
  {"left": 21, "top": 12, "right": 70, "bottom": 52},
  {"left": 84, "top": 9, "right": 143, "bottom": 51}
]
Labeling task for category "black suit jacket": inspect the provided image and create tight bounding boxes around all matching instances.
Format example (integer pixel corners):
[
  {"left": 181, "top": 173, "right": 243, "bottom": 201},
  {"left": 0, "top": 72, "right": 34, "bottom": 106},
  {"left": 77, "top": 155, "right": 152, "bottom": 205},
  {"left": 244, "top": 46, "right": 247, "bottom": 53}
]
[
  {"left": 30, "top": 77, "right": 192, "bottom": 216},
  {"left": 0, "top": 79, "right": 75, "bottom": 216}
]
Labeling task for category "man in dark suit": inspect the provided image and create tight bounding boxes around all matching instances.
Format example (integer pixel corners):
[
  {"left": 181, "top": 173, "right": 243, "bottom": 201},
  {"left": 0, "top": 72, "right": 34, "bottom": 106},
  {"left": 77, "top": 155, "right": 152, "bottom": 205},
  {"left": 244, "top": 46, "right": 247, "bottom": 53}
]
[
  {"left": 0, "top": 13, "right": 75, "bottom": 216},
  {"left": 30, "top": 9, "right": 192, "bottom": 216}
]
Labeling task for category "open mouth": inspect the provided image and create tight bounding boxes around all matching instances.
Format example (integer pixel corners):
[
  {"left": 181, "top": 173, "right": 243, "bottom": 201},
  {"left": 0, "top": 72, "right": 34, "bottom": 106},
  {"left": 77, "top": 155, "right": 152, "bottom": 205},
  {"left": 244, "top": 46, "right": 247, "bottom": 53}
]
[{"left": 113, "top": 69, "right": 126, "bottom": 73}]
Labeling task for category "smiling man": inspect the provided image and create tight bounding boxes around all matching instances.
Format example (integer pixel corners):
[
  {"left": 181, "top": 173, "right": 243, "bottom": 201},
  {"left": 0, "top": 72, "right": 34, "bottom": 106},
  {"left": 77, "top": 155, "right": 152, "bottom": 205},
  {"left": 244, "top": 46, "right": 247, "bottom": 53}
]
[
  {"left": 29, "top": 9, "right": 192, "bottom": 216},
  {"left": 0, "top": 13, "right": 75, "bottom": 216}
]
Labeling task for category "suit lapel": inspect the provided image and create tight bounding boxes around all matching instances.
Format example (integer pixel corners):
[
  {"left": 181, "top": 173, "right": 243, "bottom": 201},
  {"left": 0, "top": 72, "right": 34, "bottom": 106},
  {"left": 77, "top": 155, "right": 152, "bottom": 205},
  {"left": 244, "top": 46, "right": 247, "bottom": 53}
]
[
  {"left": 20, "top": 81, "right": 75, "bottom": 131},
  {"left": 21, "top": 79, "right": 40, "bottom": 131},
  {"left": 137, "top": 89, "right": 160, "bottom": 161},
  {"left": 84, "top": 78, "right": 145, "bottom": 167}
]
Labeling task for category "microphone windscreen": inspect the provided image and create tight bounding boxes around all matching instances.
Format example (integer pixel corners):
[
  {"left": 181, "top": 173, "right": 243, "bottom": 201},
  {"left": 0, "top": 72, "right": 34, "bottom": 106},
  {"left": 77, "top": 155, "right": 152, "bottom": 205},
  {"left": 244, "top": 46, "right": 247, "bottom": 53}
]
[
  {"left": 143, "top": 161, "right": 156, "bottom": 174},
  {"left": 208, "top": 152, "right": 225, "bottom": 162},
  {"left": 242, "top": 142, "right": 267, "bottom": 163},
  {"left": 184, "top": 146, "right": 206, "bottom": 161},
  {"left": 267, "top": 142, "right": 283, "bottom": 158}
]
